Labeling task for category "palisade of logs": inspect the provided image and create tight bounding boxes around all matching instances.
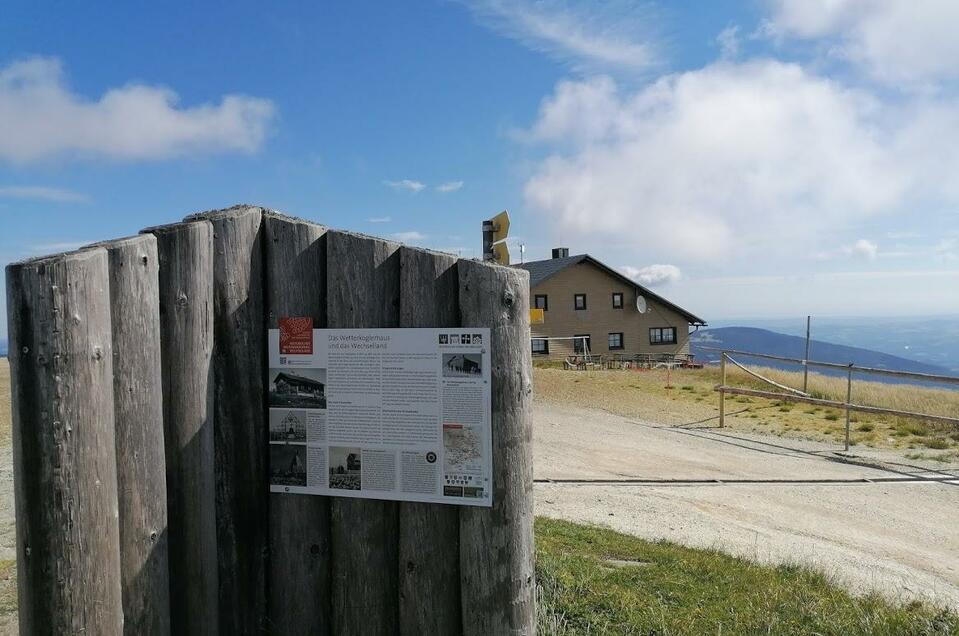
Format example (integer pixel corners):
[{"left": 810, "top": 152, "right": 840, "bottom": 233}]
[{"left": 4, "top": 205, "right": 535, "bottom": 635}]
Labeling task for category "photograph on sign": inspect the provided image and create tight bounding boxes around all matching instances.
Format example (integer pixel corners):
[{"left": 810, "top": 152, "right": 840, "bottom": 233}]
[
  {"left": 269, "top": 368, "right": 327, "bottom": 409},
  {"left": 267, "top": 326, "right": 493, "bottom": 507},
  {"left": 270, "top": 444, "right": 308, "bottom": 488}
]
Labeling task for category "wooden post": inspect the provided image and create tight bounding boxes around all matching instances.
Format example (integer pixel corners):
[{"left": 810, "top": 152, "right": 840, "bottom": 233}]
[
  {"left": 327, "top": 230, "right": 401, "bottom": 635},
  {"left": 94, "top": 235, "right": 171, "bottom": 635},
  {"left": 719, "top": 352, "right": 726, "bottom": 428},
  {"left": 146, "top": 221, "right": 219, "bottom": 634},
  {"left": 803, "top": 315, "right": 811, "bottom": 394},
  {"left": 6, "top": 248, "right": 124, "bottom": 634},
  {"left": 398, "top": 247, "right": 462, "bottom": 635},
  {"left": 457, "top": 260, "right": 535, "bottom": 635},
  {"left": 263, "top": 212, "right": 332, "bottom": 634},
  {"left": 185, "top": 206, "right": 269, "bottom": 633},
  {"left": 845, "top": 364, "right": 853, "bottom": 452}
]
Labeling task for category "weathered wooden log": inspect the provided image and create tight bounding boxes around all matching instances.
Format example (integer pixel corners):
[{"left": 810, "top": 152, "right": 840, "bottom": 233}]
[
  {"left": 457, "top": 260, "right": 535, "bottom": 635},
  {"left": 184, "top": 206, "right": 268, "bottom": 633},
  {"left": 145, "top": 221, "right": 219, "bottom": 635},
  {"left": 94, "top": 235, "right": 171, "bottom": 635},
  {"left": 6, "top": 248, "right": 124, "bottom": 634},
  {"left": 327, "top": 230, "right": 401, "bottom": 636},
  {"left": 397, "top": 247, "right": 462, "bottom": 635},
  {"left": 263, "top": 212, "right": 331, "bottom": 634}
]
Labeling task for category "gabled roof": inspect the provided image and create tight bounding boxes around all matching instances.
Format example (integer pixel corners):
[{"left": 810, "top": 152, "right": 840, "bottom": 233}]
[
  {"left": 516, "top": 254, "right": 707, "bottom": 326},
  {"left": 274, "top": 372, "right": 324, "bottom": 389}
]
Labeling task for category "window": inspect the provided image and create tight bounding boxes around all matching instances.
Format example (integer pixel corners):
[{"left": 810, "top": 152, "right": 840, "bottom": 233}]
[
  {"left": 534, "top": 294, "right": 548, "bottom": 311},
  {"left": 574, "top": 293, "right": 587, "bottom": 310},
  {"left": 531, "top": 338, "right": 549, "bottom": 354},
  {"left": 573, "top": 334, "right": 592, "bottom": 354},
  {"left": 612, "top": 292, "right": 623, "bottom": 309},
  {"left": 649, "top": 327, "right": 677, "bottom": 345},
  {"left": 608, "top": 332, "right": 624, "bottom": 350}
]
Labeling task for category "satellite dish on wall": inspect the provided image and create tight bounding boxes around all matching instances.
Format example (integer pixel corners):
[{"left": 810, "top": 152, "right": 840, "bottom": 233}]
[{"left": 636, "top": 295, "right": 647, "bottom": 314}]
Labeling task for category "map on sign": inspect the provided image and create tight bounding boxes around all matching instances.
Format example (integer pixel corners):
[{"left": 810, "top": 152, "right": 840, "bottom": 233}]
[{"left": 267, "top": 325, "right": 493, "bottom": 507}]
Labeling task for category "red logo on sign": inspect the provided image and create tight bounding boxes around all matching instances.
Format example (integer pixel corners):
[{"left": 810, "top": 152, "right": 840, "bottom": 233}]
[{"left": 279, "top": 317, "right": 313, "bottom": 355}]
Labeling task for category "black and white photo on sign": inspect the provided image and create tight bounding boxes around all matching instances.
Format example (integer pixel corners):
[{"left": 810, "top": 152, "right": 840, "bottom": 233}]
[
  {"left": 270, "top": 443, "right": 308, "bottom": 487},
  {"left": 471, "top": 333, "right": 483, "bottom": 345},
  {"left": 438, "top": 334, "right": 449, "bottom": 345},
  {"left": 269, "top": 408, "right": 307, "bottom": 442},
  {"left": 269, "top": 367, "right": 327, "bottom": 409},
  {"left": 328, "top": 446, "right": 361, "bottom": 490},
  {"left": 442, "top": 353, "right": 482, "bottom": 377}
]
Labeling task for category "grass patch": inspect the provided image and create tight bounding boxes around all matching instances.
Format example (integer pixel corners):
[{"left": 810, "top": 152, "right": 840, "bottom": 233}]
[
  {"left": 824, "top": 413, "right": 839, "bottom": 421},
  {"left": 0, "top": 360, "right": 10, "bottom": 446},
  {"left": 924, "top": 438, "right": 951, "bottom": 450},
  {"left": 899, "top": 421, "right": 932, "bottom": 436},
  {"left": 537, "top": 518, "right": 958, "bottom": 635},
  {"left": 856, "top": 423, "right": 875, "bottom": 432},
  {"left": 906, "top": 451, "right": 959, "bottom": 464}
]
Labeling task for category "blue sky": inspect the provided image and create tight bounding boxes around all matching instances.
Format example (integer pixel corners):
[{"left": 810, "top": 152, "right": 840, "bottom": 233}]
[{"left": 2, "top": 1, "right": 958, "bottom": 339}]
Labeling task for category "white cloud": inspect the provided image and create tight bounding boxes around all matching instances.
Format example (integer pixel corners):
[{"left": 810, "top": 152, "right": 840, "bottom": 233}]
[
  {"left": 367, "top": 216, "right": 392, "bottom": 223},
  {"left": 391, "top": 231, "right": 427, "bottom": 243},
  {"left": 522, "top": 61, "right": 959, "bottom": 263},
  {"left": 935, "top": 238, "right": 958, "bottom": 261},
  {"left": 463, "top": 0, "right": 660, "bottom": 73},
  {"left": 436, "top": 180, "right": 464, "bottom": 193},
  {"left": 763, "top": 0, "right": 959, "bottom": 86},
  {"left": 383, "top": 179, "right": 426, "bottom": 193},
  {"left": 0, "top": 185, "right": 88, "bottom": 203},
  {"left": 886, "top": 230, "right": 921, "bottom": 240},
  {"left": 620, "top": 264, "right": 682, "bottom": 287},
  {"left": 0, "top": 57, "right": 275, "bottom": 163},
  {"left": 716, "top": 25, "right": 740, "bottom": 59},
  {"left": 842, "top": 238, "right": 878, "bottom": 260}
]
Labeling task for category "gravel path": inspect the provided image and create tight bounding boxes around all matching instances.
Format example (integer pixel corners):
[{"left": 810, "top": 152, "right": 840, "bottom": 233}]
[{"left": 533, "top": 400, "right": 959, "bottom": 609}]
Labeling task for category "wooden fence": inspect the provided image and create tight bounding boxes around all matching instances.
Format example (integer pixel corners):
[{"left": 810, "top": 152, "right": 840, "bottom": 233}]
[
  {"left": 708, "top": 347, "right": 959, "bottom": 452},
  {"left": 4, "top": 205, "right": 535, "bottom": 635}
]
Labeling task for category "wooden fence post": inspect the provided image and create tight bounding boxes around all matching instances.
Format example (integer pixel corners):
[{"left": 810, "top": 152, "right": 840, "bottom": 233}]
[
  {"left": 6, "top": 248, "right": 124, "bottom": 634},
  {"left": 185, "top": 206, "right": 269, "bottom": 633},
  {"left": 720, "top": 352, "right": 726, "bottom": 428},
  {"left": 457, "top": 260, "right": 535, "bottom": 635},
  {"left": 94, "top": 235, "right": 171, "bottom": 635},
  {"left": 263, "top": 212, "right": 332, "bottom": 634},
  {"left": 397, "top": 247, "right": 462, "bottom": 635},
  {"left": 327, "top": 230, "right": 401, "bottom": 635},
  {"left": 146, "top": 221, "right": 219, "bottom": 634}
]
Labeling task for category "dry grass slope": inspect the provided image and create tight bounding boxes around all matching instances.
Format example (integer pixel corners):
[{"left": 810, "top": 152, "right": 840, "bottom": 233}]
[
  {"left": 533, "top": 364, "right": 959, "bottom": 460},
  {"left": 0, "top": 361, "right": 9, "bottom": 446},
  {"left": 0, "top": 359, "right": 14, "bottom": 632}
]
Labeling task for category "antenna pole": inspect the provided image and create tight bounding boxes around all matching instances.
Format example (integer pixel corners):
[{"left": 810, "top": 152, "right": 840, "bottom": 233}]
[{"left": 802, "top": 315, "right": 811, "bottom": 393}]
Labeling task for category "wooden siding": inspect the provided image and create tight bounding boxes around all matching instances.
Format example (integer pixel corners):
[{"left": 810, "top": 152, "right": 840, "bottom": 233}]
[{"left": 528, "top": 261, "right": 692, "bottom": 358}]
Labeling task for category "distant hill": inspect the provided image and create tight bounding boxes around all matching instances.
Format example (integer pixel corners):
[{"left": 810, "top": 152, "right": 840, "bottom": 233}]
[
  {"left": 705, "top": 316, "right": 959, "bottom": 374},
  {"left": 0, "top": 339, "right": 5, "bottom": 357},
  {"left": 690, "top": 327, "right": 956, "bottom": 388}
]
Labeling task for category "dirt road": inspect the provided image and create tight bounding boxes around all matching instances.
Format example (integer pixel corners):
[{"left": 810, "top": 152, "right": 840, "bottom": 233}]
[{"left": 534, "top": 400, "right": 959, "bottom": 609}]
